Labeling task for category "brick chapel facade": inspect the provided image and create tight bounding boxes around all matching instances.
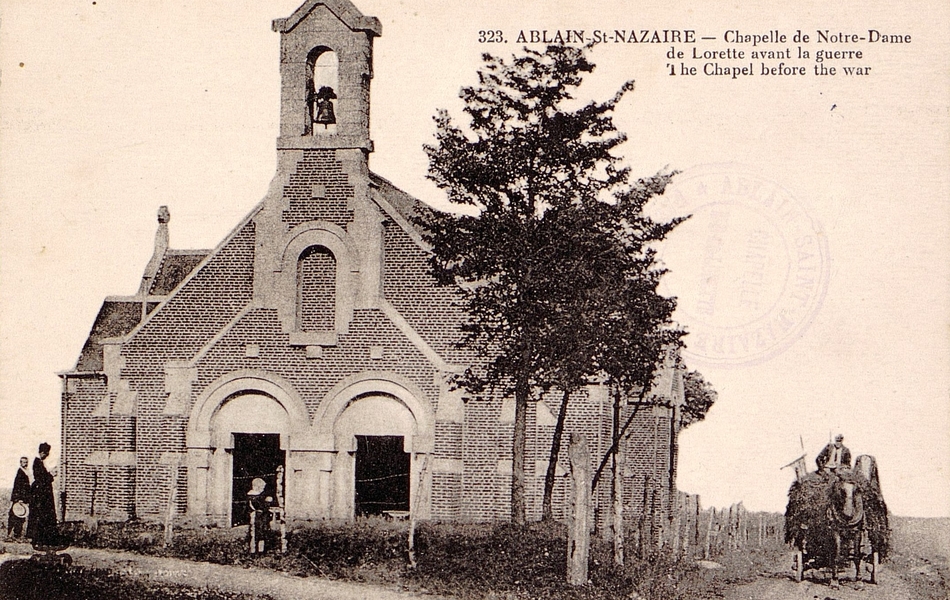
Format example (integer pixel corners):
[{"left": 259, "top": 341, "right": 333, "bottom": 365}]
[{"left": 59, "top": 0, "right": 684, "bottom": 527}]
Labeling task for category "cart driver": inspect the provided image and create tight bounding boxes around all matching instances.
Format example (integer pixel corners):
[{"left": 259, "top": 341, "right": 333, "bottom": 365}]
[{"left": 816, "top": 434, "right": 852, "bottom": 474}]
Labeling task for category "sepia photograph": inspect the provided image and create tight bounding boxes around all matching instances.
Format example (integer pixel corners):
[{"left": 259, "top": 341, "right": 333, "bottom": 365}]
[{"left": 0, "top": 1, "right": 947, "bottom": 598}]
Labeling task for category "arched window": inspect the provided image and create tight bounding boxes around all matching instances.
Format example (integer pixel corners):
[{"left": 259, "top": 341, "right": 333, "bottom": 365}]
[
  {"left": 297, "top": 245, "right": 336, "bottom": 332},
  {"left": 306, "top": 47, "right": 339, "bottom": 135}
]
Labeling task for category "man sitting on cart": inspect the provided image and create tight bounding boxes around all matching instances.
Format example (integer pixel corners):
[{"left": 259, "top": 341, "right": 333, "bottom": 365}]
[{"left": 816, "top": 434, "right": 851, "bottom": 476}]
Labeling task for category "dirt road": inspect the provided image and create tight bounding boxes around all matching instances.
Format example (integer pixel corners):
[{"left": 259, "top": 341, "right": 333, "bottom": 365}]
[
  {"left": 0, "top": 542, "right": 441, "bottom": 600},
  {"left": 722, "top": 558, "right": 925, "bottom": 600}
]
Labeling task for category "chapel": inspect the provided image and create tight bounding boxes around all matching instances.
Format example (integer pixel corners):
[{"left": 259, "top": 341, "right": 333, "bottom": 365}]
[{"left": 59, "top": 0, "right": 684, "bottom": 527}]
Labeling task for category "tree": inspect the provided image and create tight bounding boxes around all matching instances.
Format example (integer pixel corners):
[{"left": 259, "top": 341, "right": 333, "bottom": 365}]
[
  {"left": 537, "top": 182, "right": 685, "bottom": 522},
  {"left": 680, "top": 368, "right": 717, "bottom": 428},
  {"left": 420, "top": 45, "right": 683, "bottom": 525}
]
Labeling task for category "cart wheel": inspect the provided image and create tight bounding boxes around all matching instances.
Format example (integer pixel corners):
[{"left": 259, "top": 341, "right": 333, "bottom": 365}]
[
  {"left": 870, "top": 551, "right": 878, "bottom": 584},
  {"left": 794, "top": 549, "right": 804, "bottom": 582}
]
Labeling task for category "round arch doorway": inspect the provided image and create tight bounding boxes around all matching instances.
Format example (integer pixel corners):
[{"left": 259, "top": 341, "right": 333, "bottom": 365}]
[
  {"left": 210, "top": 391, "right": 289, "bottom": 526},
  {"left": 332, "top": 393, "right": 416, "bottom": 518}
]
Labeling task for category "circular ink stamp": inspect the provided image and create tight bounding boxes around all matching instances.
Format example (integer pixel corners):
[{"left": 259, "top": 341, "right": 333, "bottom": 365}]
[{"left": 655, "top": 164, "right": 830, "bottom": 366}]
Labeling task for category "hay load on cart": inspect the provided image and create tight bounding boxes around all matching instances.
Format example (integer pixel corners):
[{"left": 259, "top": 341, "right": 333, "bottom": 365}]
[{"left": 784, "top": 454, "right": 889, "bottom": 585}]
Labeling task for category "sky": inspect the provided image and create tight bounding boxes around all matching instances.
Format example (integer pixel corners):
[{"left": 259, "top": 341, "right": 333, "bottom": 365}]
[{"left": 1, "top": 0, "right": 948, "bottom": 517}]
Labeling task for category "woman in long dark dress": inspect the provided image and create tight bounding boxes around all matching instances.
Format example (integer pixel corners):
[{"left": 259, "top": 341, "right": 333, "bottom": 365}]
[{"left": 26, "top": 442, "right": 57, "bottom": 545}]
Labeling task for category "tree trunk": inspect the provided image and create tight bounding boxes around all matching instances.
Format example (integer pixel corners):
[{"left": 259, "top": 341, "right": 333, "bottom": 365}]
[
  {"left": 511, "top": 374, "right": 529, "bottom": 525},
  {"left": 592, "top": 385, "right": 649, "bottom": 492},
  {"left": 542, "top": 388, "right": 571, "bottom": 521}
]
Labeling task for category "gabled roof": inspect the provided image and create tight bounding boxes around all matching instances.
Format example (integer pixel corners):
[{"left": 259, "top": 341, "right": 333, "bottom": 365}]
[
  {"left": 370, "top": 171, "right": 436, "bottom": 252},
  {"left": 370, "top": 172, "right": 432, "bottom": 224},
  {"left": 74, "top": 300, "right": 147, "bottom": 372},
  {"left": 272, "top": 0, "right": 382, "bottom": 36},
  {"left": 72, "top": 246, "right": 210, "bottom": 373},
  {"left": 149, "top": 250, "right": 209, "bottom": 296}
]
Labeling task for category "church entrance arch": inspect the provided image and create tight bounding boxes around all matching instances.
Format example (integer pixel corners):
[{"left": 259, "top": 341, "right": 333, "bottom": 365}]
[
  {"left": 210, "top": 391, "right": 289, "bottom": 527},
  {"left": 334, "top": 393, "right": 414, "bottom": 517},
  {"left": 186, "top": 371, "right": 309, "bottom": 526},
  {"left": 312, "top": 374, "right": 434, "bottom": 520}
]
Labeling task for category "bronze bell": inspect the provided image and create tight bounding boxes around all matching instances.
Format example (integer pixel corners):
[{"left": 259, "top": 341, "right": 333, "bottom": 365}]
[{"left": 313, "top": 85, "right": 337, "bottom": 126}]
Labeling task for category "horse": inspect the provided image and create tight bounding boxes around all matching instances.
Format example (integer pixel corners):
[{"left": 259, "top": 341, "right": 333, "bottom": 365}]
[
  {"left": 827, "top": 473, "right": 865, "bottom": 585},
  {"left": 785, "top": 454, "right": 888, "bottom": 586}
]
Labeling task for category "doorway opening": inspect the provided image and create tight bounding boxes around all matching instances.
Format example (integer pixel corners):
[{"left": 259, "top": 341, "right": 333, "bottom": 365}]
[
  {"left": 231, "top": 433, "right": 284, "bottom": 526},
  {"left": 354, "top": 435, "right": 409, "bottom": 516}
]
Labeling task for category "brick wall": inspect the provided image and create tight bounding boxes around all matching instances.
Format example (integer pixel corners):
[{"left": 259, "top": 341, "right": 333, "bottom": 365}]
[
  {"left": 433, "top": 362, "right": 676, "bottom": 523},
  {"left": 383, "top": 221, "right": 471, "bottom": 365},
  {"left": 282, "top": 150, "right": 354, "bottom": 229},
  {"left": 61, "top": 376, "right": 108, "bottom": 520},
  {"left": 121, "top": 221, "right": 256, "bottom": 517},
  {"left": 298, "top": 246, "right": 336, "bottom": 331},
  {"left": 195, "top": 308, "right": 439, "bottom": 420}
]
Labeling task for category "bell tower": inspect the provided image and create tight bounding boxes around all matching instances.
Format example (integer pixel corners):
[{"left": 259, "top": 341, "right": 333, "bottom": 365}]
[
  {"left": 272, "top": 0, "right": 380, "bottom": 151},
  {"left": 254, "top": 1, "right": 385, "bottom": 331}
]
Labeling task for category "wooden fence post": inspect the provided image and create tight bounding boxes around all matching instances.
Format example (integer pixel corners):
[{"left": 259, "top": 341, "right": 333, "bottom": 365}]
[
  {"left": 163, "top": 462, "right": 180, "bottom": 548},
  {"left": 567, "top": 434, "right": 591, "bottom": 586},
  {"left": 726, "top": 504, "right": 738, "bottom": 550},
  {"left": 275, "top": 465, "right": 287, "bottom": 554},
  {"left": 408, "top": 454, "right": 430, "bottom": 569},
  {"left": 671, "top": 493, "right": 682, "bottom": 555},
  {"left": 651, "top": 486, "right": 660, "bottom": 549},
  {"left": 612, "top": 435, "right": 624, "bottom": 566},
  {"left": 249, "top": 505, "right": 257, "bottom": 553},
  {"left": 682, "top": 496, "right": 688, "bottom": 553},
  {"left": 760, "top": 513, "right": 764, "bottom": 543},
  {"left": 694, "top": 496, "right": 701, "bottom": 550}
]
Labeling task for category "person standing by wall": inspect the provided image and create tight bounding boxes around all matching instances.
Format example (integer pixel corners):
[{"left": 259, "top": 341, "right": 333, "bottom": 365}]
[
  {"left": 7, "top": 457, "right": 31, "bottom": 540},
  {"left": 26, "top": 443, "right": 57, "bottom": 545},
  {"left": 246, "top": 477, "right": 273, "bottom": 554}
]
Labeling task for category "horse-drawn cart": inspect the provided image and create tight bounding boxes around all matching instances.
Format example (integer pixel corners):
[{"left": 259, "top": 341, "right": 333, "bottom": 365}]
[{"left": 784, "top": 455, "right": 889, "bottom": 586}]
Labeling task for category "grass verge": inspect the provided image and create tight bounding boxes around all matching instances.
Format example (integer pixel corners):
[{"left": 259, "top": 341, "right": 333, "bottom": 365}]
[{"left": 47, "top": 517, "right": 789, "bottom": 600}]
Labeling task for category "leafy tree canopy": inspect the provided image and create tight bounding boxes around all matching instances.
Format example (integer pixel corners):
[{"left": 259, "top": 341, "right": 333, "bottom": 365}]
[
  {"left": 681, "top": 369, "right": 717, "bottom": 428},
  {"left": 421, "top": 45, "right": 684, "bottom": 398},
  {"left": 418, "top": 45, "right": 686, "bottom": 523}
]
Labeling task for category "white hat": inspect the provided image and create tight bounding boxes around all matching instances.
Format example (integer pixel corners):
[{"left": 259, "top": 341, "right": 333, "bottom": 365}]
[
  {"left": 12, "top": 501, "right": 28, "bottom": 518},
  {"left": 248, "top": 478, "right": 266, "bottom": 495}
]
